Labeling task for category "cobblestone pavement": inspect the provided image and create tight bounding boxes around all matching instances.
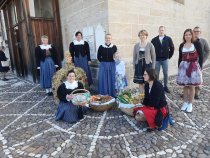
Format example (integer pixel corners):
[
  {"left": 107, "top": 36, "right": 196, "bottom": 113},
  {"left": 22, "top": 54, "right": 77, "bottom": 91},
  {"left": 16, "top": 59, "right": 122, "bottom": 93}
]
[{"left": 0, "top": 66, "right": 210, "bottom": 158}]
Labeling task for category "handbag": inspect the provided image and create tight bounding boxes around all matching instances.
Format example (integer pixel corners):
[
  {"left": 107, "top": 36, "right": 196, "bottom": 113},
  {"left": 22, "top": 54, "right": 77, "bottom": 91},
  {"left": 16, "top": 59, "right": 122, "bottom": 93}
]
[{"left": 1, "top": 60, "right": 10, "bottom": 67}]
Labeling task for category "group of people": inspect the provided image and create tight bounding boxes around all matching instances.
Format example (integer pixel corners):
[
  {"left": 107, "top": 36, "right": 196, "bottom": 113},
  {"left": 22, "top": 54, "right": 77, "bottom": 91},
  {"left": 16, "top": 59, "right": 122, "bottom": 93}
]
[{"left": 33, "top": 25, "right": 209, "bottom": 131}]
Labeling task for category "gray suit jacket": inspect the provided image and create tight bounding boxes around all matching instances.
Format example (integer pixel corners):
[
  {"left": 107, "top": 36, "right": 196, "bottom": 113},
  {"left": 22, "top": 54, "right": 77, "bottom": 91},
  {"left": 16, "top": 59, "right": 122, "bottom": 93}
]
[
  {"left": 199, "top": 38, "right": 210, "bottom": 63},
  {"left": 133, "top": 42, "right": 156, "bottom": 69}
]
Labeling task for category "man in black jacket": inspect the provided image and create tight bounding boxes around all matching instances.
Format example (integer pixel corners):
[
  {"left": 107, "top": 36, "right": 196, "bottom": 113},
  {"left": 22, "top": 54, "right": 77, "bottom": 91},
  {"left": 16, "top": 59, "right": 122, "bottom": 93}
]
[{"left": 151, "top": 26, "right": 174, "bottom": 93}]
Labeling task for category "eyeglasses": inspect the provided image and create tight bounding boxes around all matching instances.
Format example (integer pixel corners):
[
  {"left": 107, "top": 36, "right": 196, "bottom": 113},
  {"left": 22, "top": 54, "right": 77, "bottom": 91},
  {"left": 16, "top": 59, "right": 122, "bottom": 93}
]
[
  {"left": 193, "top": 31, "right": 200, "bottom": 33},
  {"left": 143, "top": 74, "right": 147, "bottom": 76}
]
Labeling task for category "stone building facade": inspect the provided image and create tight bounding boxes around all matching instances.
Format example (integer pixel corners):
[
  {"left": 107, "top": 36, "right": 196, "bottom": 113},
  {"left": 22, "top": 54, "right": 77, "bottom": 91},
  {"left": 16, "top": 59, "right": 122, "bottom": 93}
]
[{"left": 59, "top": 0, "right": 210, "bottom": 87}]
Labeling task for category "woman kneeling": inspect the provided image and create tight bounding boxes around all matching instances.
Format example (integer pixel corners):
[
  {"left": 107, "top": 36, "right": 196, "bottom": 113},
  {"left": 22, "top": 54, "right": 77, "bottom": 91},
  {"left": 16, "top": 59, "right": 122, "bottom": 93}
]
[
  {"left": 134, "top": 69, "right": 168, "bottom": 132},
  {"left": 55, "top": 70, "right": 85, "bottom": 123}
]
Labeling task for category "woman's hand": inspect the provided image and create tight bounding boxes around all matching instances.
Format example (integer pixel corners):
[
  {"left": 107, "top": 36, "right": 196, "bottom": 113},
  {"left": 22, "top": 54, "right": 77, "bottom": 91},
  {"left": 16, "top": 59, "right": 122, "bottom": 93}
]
[
  {"left": 88, "top": 61, "right": 91, "bottom": 65},
  {"left": 67, "top": 94, "right": 74, "bottom": 100}
]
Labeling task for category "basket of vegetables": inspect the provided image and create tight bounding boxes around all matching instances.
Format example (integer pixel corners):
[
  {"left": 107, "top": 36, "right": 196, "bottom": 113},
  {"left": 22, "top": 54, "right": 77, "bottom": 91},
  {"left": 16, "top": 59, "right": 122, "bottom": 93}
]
[
  {"left": 71, "top": 89, "right": 91, "bottom": 106},
  {"left": 117, "top": 90, "right": 144, "bottom": 116},
  {"left": 89, "top": 95, "right": 116, "bottom": 112}
]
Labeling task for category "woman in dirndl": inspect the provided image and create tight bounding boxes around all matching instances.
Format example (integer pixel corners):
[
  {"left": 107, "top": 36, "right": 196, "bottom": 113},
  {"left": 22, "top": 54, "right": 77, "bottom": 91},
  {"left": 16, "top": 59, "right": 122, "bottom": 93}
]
[
  {"left": 133, "top": 30, "right": 156, "bottom": 94},
  {"left": 133, "top": 69, "right": 168, "bottom": 132},
  {"left": 35, "top": 35, "right": 58, "bottom": 96},
  {"left": 69, "top": 31, "right": 93, "bottom": 86},
  {"left": 55, "top": 70, "right": 85, "bottom": 123},
  {"left": 97, "top": 34, "right": 117, "bottom": 97},
  {"left": 177, "top": 29, "right": 203, "bottom": 113}
]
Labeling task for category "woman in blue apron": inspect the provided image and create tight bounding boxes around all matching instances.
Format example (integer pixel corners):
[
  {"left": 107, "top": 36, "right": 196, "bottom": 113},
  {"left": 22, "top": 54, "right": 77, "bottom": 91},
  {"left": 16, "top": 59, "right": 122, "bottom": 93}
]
[
  {"left": 35, "top": 35, "right": 58, "bottom": 96},
  {"left": 69, "top": 31, "right": 93, "bottom": 86}
]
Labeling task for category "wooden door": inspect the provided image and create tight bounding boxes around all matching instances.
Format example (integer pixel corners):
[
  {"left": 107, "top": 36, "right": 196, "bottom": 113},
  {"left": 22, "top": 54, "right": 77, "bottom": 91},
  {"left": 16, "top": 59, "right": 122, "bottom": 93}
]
[{"left": 3, "top": 1, "right": 26, "bottom": 76}]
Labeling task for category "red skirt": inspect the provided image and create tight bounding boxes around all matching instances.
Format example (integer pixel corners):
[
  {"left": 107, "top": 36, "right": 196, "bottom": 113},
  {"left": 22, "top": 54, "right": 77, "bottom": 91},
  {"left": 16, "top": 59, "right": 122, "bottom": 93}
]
[{"left": 134, "top": 106, "right": 167, "bottom": 129}]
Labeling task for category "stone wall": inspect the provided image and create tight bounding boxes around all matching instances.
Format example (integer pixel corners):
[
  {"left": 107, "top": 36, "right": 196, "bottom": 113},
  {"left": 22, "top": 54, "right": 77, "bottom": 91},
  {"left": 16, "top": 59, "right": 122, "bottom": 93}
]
[
  {"left": 108, "top": 0, "right": 210, "bottom": 86},
  {"left": 58, "top": 0, "right": 108, "bottom": 86},
  {"left": 59, "top": 0, "right": 108, "bottom": 50}
]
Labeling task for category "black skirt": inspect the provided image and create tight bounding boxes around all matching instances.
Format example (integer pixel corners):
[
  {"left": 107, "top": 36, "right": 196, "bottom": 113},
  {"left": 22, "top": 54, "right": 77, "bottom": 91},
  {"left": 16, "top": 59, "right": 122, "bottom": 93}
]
[{"left": 133, "top": 59, "right": 152, "bottom": 84}]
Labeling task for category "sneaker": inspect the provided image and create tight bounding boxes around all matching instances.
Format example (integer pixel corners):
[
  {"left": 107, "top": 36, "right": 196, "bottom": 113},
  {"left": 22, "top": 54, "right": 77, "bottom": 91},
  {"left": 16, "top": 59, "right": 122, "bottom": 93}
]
[
  {"left": 164, "top": 87, "right": 170, "bottom": 93},
  {"left": 181, "top": 102, "right": 188, "bottom": 111},
  {"left": 2, "top": 78, "right": 9, "bottom": 81},
  {"left": 194, "top": 94, "right": 199, "bottom": 99},
  {"left": 186, "top": 103, "right": 192, "bottom": 113}
]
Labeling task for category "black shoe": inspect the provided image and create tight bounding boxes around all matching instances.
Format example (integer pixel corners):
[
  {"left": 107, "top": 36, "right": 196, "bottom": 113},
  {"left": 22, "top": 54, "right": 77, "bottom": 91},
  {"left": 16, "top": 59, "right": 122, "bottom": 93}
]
[
  {"left": 194, "top": 94, "right": 199, "bottom": 99},
  {"left": 2, "top": 78, "right": 9, "bottom": 81},
  {"left": 164, "top": 87, "right": 170, "bottom": 93},
  {"left": 47, "top": 92, "right": 53, "bottom": 96},
  {"left": 146, "top": 128, "right": 155, "bottom": 132}
]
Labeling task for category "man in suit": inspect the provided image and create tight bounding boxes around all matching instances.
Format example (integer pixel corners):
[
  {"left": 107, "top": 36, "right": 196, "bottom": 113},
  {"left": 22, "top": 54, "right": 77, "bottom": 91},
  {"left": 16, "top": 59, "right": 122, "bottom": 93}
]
[
  {"left": 151, "top": 26, "right": 174, "bottom": 93},
  {"left": 193, "top": 26, "right": 210, "bottom": 99}
]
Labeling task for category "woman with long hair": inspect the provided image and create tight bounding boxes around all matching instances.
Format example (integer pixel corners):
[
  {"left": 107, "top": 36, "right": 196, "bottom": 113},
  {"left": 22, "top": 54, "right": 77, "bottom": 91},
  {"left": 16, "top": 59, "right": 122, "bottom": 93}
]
[{"left": 177, "top": 29, "right": 203, "bottom": 112}]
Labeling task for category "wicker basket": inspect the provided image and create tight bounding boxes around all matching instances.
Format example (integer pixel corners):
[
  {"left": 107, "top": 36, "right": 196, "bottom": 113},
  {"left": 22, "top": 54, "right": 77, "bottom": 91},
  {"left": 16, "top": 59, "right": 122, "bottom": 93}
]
[
  {"left": 118, "top": 102, "right": 135, "bottom": 116},
  {"left": 71, "top": 89, "right": 90, "bottom": 106},
  {"left": 90, "top": 98, "right": 116, "bottom": 112}
]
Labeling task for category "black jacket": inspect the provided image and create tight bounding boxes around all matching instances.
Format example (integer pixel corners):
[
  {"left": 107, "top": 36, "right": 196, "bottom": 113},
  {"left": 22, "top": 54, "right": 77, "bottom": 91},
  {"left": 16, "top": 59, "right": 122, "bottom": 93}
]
[
  {"left": 57, "top": 82, "right": 84, "bottom": 103},
  {"left": 143, "top": 79, "right": 167, "bottom": 109},
  {"left": 97, "top": 45, "right": 117, "bottom": 62},
  {"left": 35, "top": 45, "right": 58, "bottom": 67},
  {"left": 151, "top": 35, "right": 174, "bottom": 60},
  {"left": 178, "top": 41, "right": 203, "bottom": 68},
  {"left": 69, "top": 41, "right": 91, "bottom": 63},
  {"left": 0, "top": 50, "right": 10, "bottom": 72}
]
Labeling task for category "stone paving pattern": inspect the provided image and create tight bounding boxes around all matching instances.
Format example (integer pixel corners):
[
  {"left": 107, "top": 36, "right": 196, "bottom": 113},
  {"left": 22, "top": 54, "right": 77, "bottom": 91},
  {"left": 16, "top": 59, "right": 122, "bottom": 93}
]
[{"left": 0, "top": 66, "right": 210, "bottom": 158}]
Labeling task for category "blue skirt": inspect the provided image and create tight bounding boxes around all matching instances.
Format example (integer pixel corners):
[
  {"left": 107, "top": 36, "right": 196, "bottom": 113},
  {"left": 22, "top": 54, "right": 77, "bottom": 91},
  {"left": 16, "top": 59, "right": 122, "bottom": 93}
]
[
  {"left": 98, "top": 62, "right": 116, "bottom": 97},
  {"left": 74, "top": 55, "right": 93, "bottom": 86},
  {"left": 55, "top": 101, "right": 84, "bottom": 123},
  {"left": 40, "top": 57, "right": 55, "bottom": 89}
]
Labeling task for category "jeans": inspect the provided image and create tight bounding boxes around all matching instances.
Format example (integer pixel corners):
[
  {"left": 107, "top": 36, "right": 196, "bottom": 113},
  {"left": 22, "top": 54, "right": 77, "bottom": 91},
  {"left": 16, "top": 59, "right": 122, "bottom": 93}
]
[{"left": 155, "top": 59, "right": 169, "bottom": 87}]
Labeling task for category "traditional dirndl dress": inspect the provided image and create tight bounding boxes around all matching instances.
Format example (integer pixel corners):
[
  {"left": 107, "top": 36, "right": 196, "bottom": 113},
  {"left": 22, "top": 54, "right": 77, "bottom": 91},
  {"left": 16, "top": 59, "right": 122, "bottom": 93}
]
[
  {"left": 74, "top": 55, "right": 93, "bottom": 86},
  {"left": 55, "top": 101, "right": 84, "bottom": 123},
  {"left": 98, "top": 62, "right": 116, "bottom": 97},
  {"left": 177, "top": 49, "right": 203, "bottom": 86},
  {"left": 134, "top": 106, "right": 167, "bottom": 129},
  {"left": 133, "top": 51, "right": 152, "bottom": 84},
  {"left": 115, "top": 74, "right": 127, "bottom": 92},
  {"left": 40, "top": 57, "right": 55, "bottom": 89},
  {"left": 115, "top": 60, "right": 127, "bottom": 93}
]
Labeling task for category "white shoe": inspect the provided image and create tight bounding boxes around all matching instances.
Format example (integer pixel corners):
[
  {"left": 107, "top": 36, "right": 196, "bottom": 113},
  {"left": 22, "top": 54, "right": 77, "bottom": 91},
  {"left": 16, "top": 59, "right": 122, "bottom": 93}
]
[
  {"left": 186, "top": 103, "right": 192, "bottom": 113},
  {"left": 181, "top": 102, "right": 188, "bottom": 111}
]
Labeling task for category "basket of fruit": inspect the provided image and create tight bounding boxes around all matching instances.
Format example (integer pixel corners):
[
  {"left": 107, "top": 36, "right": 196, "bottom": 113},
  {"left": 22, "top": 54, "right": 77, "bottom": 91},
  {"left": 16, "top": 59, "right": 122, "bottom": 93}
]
[
  {"left": 89, "top": 95, "right": 116, "bottom": 112},
  {"left": 117, "top": 90, "right": 144, "bottom": 116},
  {"left": 71, "top": 89, "right": 91, "bottom": 106}
]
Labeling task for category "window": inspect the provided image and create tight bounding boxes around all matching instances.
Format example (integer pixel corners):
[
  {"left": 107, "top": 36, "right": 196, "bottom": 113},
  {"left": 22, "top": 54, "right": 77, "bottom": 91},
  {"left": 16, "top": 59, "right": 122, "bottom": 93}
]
[
  {"left": 19, "top": 0, "right": 25, "bottom": 20},
  {"left": 10, "top": 3, "right": 18, "bottom": 25},
  {"left": 174, "top": 0, "right": 184, "bottom": 4},
  {"left": 29, "top": 0, "right": 53, "bottom": 18}
]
